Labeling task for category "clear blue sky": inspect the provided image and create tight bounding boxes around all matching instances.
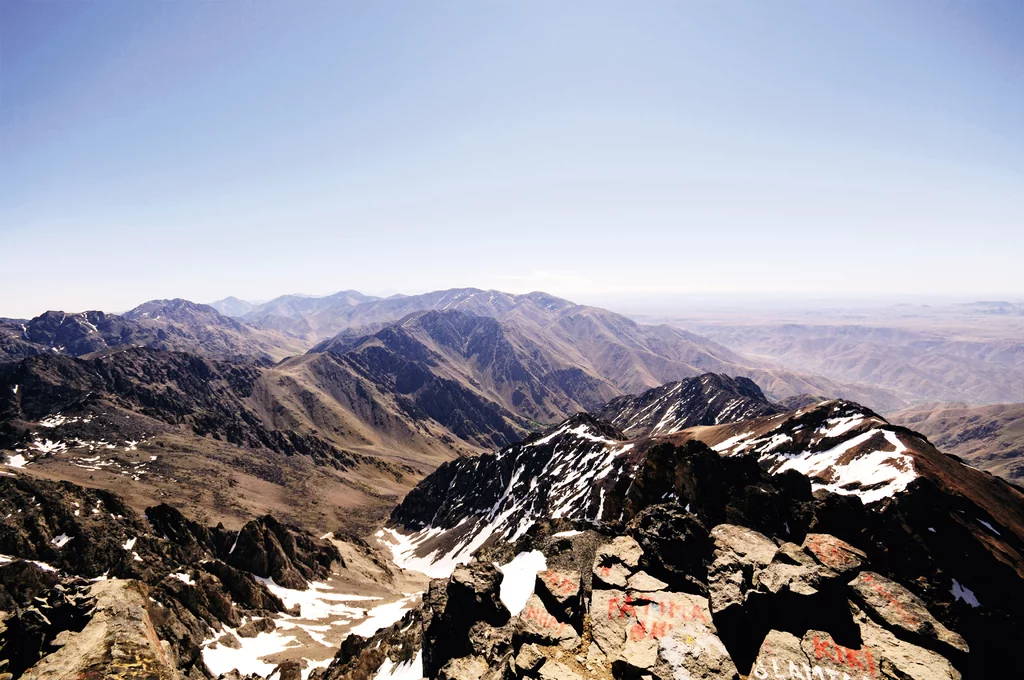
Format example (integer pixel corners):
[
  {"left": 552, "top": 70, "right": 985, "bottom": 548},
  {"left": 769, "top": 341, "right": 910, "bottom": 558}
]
[{"left": 1, "top": 0, "right": 1022, "bottom": 317}]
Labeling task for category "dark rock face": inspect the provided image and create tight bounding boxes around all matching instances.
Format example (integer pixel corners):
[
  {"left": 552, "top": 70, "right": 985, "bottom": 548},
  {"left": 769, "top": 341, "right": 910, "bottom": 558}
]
[
  {"left": 596, "top": 373, "right": 782, "bottom": 437},
  {"left": 0, "top": 475, "right": 340, "bottom": 678},
  {"left": 224, "top": 515, "right": 338, "bottom": 590},
  {"left": 0, "top": 347, "right": 382, "bottom": 471},
  {"left": 381, "top": 401, "right": 1024, "bottom": 680},
  {"left": 0, "top": 300, "right": 283, "bottom": 366}
]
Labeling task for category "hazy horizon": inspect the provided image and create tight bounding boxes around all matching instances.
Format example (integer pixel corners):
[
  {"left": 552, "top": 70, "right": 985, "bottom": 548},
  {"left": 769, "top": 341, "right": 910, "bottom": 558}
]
[{"left": 3, "top": 1, "right": 1022, "bottom": 317}]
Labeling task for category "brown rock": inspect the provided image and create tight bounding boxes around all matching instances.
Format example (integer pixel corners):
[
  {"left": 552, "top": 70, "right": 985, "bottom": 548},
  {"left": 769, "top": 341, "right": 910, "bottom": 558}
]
[
  {"left": 21, "top": 579, "right": 182, "bottom": 679},
  {"left": 519, "top": 594, "right": 579, "bottom": 649},
  {"left": 515, "top": 643, "right": 545, "bottom": 673},
  {"left": 849, "top": 571, "right": 968, "bottom": 656},
  {"left": 802, "top": 534, "right": 866, "bottom": 575},
  {"left": 537, "top": 660, "right": 583, "bottom": 680}
]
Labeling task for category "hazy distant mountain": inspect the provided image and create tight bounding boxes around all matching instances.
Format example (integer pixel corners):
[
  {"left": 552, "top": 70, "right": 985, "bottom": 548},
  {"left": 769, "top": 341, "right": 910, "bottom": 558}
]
[
  {"left": 208, "top": 295, "right": 257, "bottom": 317},
  {"left": 0, "top": 299, "right": 304, "bottom": 365},
  {"left": 301, "top": 288, "right": 903, "bottom": 412},
  {"left": 685, "top": 321, "right": 1024, "bottom": 406},
  {"left": 890, "top": 402, "right": 1024, "bottom": 483},
  {"left": 233, "top": 290, "right": 383, "bottom": 338}
]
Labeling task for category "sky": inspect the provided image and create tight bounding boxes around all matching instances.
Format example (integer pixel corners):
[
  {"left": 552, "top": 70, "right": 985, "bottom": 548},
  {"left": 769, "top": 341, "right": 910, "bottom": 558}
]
[{"left": 1, "top": 0, "right": 1022, "bottom": 318}]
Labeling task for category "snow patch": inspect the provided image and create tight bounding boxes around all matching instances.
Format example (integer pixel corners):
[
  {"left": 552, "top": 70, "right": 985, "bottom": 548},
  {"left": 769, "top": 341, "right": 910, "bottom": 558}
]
[
  {"left": 373, "top": 649, "right": 423, "bottom": 680},
  {"left": 498, "top": 550, "right": 547, "bottom": 616},
  {"left": 951, "top": 579, "right": 980, "bottom": 608}
]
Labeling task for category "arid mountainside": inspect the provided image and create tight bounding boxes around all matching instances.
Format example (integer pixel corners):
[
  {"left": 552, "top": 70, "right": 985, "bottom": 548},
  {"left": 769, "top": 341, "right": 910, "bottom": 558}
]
[
  {"left": 890, "top": 402, "right": 1024, "bottom": 483},
  {"left": 0, "top": 299, "right": 303, "bottom": 365},
  {"left": 676, "top": 310, "right": 1024, "bottom": 406},
  {"left": 250, "top": 287, "right": 903, "bottom": 411}
]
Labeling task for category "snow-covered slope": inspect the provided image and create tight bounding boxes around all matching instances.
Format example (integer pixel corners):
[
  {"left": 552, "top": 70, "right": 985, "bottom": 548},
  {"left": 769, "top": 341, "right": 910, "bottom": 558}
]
[
  {"left": 702, "top": 401, "right": 919, "bottom": 504},
  {"left": 594, "top": 373, "right": 781, "bottom": 437},
  {"left": 381, "top": 414, "right": 639, "bottom": 577},
  {"left": 380, "top": 393, "right": 1024, "bottom": 581}
]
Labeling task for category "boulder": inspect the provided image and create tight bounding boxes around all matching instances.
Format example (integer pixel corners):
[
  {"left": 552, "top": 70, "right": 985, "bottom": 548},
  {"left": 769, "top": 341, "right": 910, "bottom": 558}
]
[
  {"left": 236, "top": 616, "right": 276, "bottom": 638},
  {"left": 593, "top": 536, "right": 642, "bottom": 589},
  {"left": 749, "top": 622, "right": 962, "bottom": 680},
  {"left": 439, "top": 655, "right": 492, "bottom": 680},
  {"left": 514, "top": 643, "right": 545, "bottom": 674},
  {"left": 707, "top": 524, "right": 776, "bottom": 614},
  {"left": 270, "top": 659, "right": 303, "bottom": 680},
  {"left": 519, "top": 594, "right": 579, "bottom": 649},
  {"left": 625, "top": 504, "right": 713, "bottom": 594},
  {"left": 592, "top": 587, "right": 738, "bottom": 679},
  {"left": 537, "top": 660, "right": 582, "bottom": 680},
  {"left": 450, "top": 561, "right": 508, "bottom": 627},
  {"left": 802, "top": 533, "right": 866, "bottom": 576},
  {"left": 627, "top": 571, "right": 669, "bottom": 593},
  {"left": 535, "top": 569, "right": 582, "bottom": 626},
  {"left": 849, "top": 572, "right": 968, "bottom": 656},
  {"left": 468, "top": 620, "right": 515, "bottom": 661},
  {"left": 753, "top": 542, "right": 840, "bottom": 597}
]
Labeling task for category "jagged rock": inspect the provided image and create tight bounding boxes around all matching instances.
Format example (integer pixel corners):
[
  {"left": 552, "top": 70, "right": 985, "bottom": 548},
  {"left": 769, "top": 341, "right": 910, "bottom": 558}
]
[
  {"left": 626, "top": 504, "right": 713, "bottom": 595},
  {"left": 593, "top": 536, "right": 642, "bottom": 588},
  {"left": 0, "top": 561, "right": 60, "bottom": 610},
  {"left": 849, "top": 572, "right": 968, "bottom": 656},
  {"left": 215, "top": 630, "right": 242, "bottom": 649},
  {"left": 514, "top": 643, "right": 545, "bottom": 673},
  {"left": 226, "top": 516, "right": 309, "bottom": 589},
  {"left": 439, "top": 654, "right": 492, "bottom": 680},
  {"left": 592, "top": 587, "right": 737, "bottom": 679},
  {"left": 706, "top": 524, "right": 777, "bottom": 614},
  {"left": 271, "top": 659, "right": 303, "bottom": 680},
  {"left": 451, "top": 561, "right": 508, "bottom": 625},
  {"left": 236, "top": 616, "right": 276, "bottom": 638},
  {"left": 753, "top": 542, "right": 840, "bottom": 597},
  {"left": 468, "top": 620, "right": 515, "bottom": 661},
  {"left": 20, "top": 579, "right": 181, "bottom": 679},
  {"left": 422, "top": 561, "right": 511, "bottom": 677},
  {"left": 802, "top": 533, "right": 866, "bottom": 576},
  {"left": 628, "top": 571, "right": 668, "bottom": 593},
  {"left": 535, "top": 569, "right": 582, "bottom": 626},
  {"left": 750, "top": 619, "right": 962, "bottom": 680},
  {"left": 519, "top": 594, "right": 579, "bottom": 649},
  {"left": 537, "top": 660, "right": 582, "bottom": 680}
]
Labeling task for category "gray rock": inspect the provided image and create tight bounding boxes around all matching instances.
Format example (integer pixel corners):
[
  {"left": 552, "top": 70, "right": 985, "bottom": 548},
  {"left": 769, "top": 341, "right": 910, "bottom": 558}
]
[
  {"left": 439, "top": 655, "right": 492, "bottom": 680},
  {"left": 749, "top": 619, "right": 962, "bottom": 680},
  {"left": 515, "top": 643, "right": 545, "bottom": 674},
  {"left": 849, "top": 571, "right": 969, "bottom": 656},
  {"left": 627, "top": 571, "right": 668, "bottom": 593},
  {"left": 591, "top": 587, "right": 737, "bottom": 679},
  {"left": 754, "top": 542, "right": 839, "bottom": 597},
  {"left": 707, "top": 524, "right": 776, "bottom": 614},
  {"left": 537, "top": 660, "right": 583, "bottom": 680},
  {"left": 593, "top": 536, "right": 643, "bottom": 589},
  {"left": 536, "top": 569, "right": 582, "bottom": 625},
  {"left": 236, "top": 616, "right": 276, "bottom": 638},
  {"left": 519, "top": 594, "right": 580, "bottom": 649}
]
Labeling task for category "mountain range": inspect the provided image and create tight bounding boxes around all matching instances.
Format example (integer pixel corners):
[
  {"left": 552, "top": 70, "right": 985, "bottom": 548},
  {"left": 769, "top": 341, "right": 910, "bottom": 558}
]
[{"left": 2, "top": 286, "right": 1024, "bottom": 678}]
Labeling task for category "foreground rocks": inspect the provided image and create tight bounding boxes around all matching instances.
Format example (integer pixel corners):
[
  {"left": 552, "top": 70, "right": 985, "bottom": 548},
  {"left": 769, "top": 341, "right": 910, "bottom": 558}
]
[
  {"left": 21, "top": 579, "right": 181, "bottom": 679},
  {"left": 321, "top": 510, "right": 973, "bottom": 680},
  {"left": 0, "top": 475, "right": 342, "bottom": 678}
]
